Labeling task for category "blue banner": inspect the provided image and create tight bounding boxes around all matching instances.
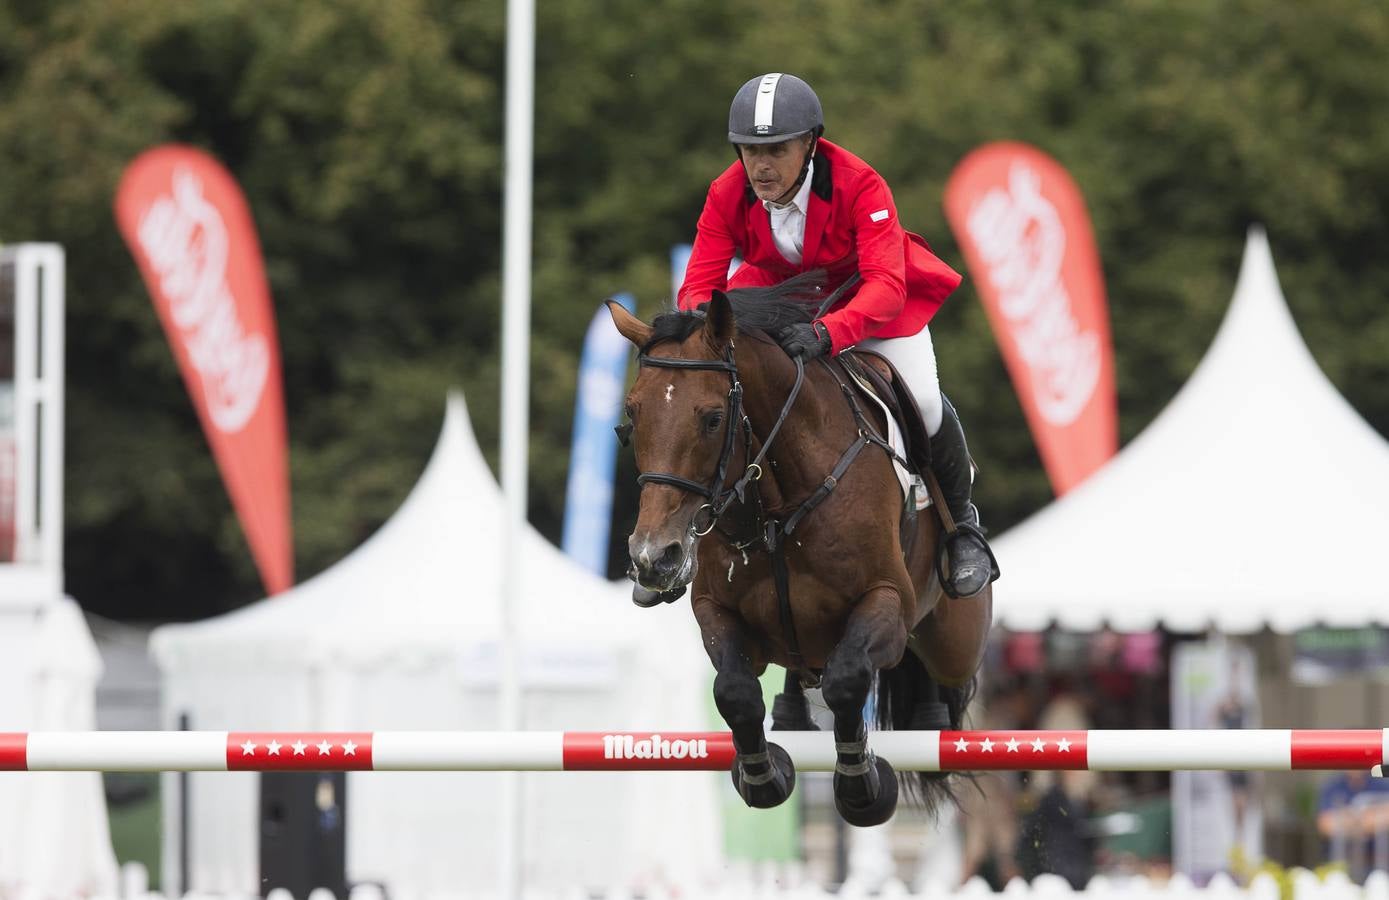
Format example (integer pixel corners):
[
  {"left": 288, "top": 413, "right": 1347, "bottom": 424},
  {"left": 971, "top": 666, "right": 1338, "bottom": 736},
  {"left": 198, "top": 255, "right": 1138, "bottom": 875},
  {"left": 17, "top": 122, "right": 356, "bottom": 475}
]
[
  {"left": 671, "top": 244, "right": 692, "bottom": 305},
  {"left": 561, "top": 294, "right": 635, "bottom": 575},
  {"left": 671, "top": 243, "right": 742, "bottom": 305}
]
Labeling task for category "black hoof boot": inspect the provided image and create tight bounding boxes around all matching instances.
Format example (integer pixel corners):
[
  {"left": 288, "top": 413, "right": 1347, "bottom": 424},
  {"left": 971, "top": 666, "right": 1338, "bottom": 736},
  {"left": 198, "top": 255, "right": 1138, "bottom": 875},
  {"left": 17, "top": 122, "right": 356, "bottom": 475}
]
[
  {"left": 908, "top": 700, "right": 952, "bottom": 730},
  {"left": 730, "top": 742, "right": 797, "bottom": 809},
  {"left": 834, "top": 755, "right": 899, "bottom": 827},
  {"left": 771, "top": 692, "right": 818, "bottom": 731}
]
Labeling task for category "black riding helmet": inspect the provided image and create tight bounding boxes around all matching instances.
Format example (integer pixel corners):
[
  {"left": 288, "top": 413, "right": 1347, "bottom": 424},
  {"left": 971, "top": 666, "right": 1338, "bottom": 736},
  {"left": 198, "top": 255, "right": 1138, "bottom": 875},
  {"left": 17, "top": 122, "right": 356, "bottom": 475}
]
[{"left": 728, "top": 73, "right": 823, "bottom": 199}]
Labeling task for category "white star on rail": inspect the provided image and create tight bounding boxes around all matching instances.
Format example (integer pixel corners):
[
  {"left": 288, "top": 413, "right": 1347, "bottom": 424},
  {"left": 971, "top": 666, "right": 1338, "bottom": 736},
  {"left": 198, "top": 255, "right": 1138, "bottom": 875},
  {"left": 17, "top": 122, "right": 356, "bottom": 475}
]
[
  {"left": 980, "top": 738, "right": 994, "bottom": 752},
  {"left": 1006, "top": 738, "right": 1020, "bottom": 753},
  {"left": 1031, "top": 738, "right": 1046, "bottom": 752},
  {"left": 317, "top": 740, "right": 333, "bottom": 756},
  {"left": 1057, "top": 738, "right": 1072, "bottom": 753},
  {"left": 241, "top": 740, "right": 257, "bottom": 756},
  {"left": 267, "top": 740, "right": 282, "bottom": 756},
  {"left": 954, "top": 738, "right": 969, "bottom": 752},
  {"left": 292, "top": 741, "right": 307, "bottom": 756},
  {"left": 343, "top": 740, "right": 358, "bottom": 756}
]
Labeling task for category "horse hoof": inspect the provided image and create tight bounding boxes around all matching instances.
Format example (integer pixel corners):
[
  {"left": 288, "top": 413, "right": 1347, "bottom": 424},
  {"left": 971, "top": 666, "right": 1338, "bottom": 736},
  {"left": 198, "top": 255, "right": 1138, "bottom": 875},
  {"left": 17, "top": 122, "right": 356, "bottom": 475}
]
[
  {"left": 730, "top": 742, "right": 797, "bottom": 809},
  {"left": 834, "top": 755, "right": 899, "bottom": 827},
  {"left": 771, "top": 692, "right": 818, "bottom": 731}
]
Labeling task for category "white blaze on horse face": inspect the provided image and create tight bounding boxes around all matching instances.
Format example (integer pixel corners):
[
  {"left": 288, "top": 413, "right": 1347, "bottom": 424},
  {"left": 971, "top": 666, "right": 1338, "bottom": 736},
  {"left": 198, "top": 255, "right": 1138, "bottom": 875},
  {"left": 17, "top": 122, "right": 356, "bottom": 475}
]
[{"left": 665, "top": 384, "right": 674, "bottom": 403}]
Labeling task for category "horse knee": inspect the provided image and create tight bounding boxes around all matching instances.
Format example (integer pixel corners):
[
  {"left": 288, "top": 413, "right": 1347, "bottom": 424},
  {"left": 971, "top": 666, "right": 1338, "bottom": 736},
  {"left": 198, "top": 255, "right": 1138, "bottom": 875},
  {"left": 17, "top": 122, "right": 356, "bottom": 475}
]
[
  {"left": 821, "top": 658, "right": 872, "bottom": 716},
  {"left": 713, "top": 670, "right": 764, "bottom": 726}
]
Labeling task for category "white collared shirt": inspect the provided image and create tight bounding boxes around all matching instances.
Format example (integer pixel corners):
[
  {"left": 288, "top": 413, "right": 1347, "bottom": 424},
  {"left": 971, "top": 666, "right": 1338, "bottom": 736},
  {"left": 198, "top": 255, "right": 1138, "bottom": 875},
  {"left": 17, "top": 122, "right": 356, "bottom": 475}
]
[{"left": 763, "top": 158, "right": 814, "bottom": 265}]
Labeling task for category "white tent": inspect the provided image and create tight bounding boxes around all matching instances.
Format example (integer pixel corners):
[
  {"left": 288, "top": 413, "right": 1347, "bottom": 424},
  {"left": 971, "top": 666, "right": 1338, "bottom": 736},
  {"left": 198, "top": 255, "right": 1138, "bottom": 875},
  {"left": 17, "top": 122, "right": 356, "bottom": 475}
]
[
  {"left": 0, "top": 599, "right": 119, "bottom": 897},
  {"left": 151, "top": 393, "right": 721, "bottom": 896},
  {"left": 992, "top": 229, "right": 1389, "bottom": 633}
]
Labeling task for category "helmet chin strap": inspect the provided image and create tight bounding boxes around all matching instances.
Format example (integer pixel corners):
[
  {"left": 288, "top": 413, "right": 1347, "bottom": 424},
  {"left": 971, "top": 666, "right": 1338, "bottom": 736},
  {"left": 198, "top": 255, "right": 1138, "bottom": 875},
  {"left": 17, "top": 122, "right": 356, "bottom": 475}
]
[{"left": 768, "top": 137, "right": 818, "bottom": 205}]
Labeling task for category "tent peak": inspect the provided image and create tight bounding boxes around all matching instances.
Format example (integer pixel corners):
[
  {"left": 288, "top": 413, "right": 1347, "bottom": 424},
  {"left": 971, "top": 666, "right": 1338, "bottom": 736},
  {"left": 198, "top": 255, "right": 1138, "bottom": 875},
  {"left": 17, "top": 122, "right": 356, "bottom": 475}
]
[{"left": 1198, "top": 226, "right": 1319, "bottom": 386}]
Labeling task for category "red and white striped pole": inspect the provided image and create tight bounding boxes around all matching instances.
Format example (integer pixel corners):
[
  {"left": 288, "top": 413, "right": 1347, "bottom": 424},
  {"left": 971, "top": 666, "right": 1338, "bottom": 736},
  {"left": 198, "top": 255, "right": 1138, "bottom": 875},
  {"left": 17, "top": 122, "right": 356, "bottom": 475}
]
[{"left": 1, "top": 730, "right": 1385, "bottom": 773}]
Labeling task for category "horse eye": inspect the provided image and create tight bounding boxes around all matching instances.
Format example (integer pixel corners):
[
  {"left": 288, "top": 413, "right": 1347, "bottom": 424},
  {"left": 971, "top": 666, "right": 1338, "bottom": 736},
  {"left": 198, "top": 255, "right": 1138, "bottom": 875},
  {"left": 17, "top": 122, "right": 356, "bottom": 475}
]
[{"left": 702, "top": 410, "right": 725, "bottom": 433}]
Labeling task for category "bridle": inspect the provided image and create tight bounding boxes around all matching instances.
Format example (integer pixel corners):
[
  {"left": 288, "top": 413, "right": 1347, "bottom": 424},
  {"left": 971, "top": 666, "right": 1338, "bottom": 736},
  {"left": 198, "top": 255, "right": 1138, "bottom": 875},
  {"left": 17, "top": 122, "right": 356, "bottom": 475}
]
[
  {"left": 614, "top": 274, "right": 861, "bottom": 539},
  {"left": 619, "top": 341, "right": 804, "bottom": 538}
]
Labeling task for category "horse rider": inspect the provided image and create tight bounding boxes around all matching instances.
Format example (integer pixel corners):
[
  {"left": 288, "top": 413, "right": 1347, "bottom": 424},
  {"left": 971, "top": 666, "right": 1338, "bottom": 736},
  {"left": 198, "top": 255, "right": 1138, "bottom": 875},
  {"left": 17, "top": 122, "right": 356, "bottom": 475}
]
[{"left": 677, "top": 72, "right": 998, "bottom": 598}]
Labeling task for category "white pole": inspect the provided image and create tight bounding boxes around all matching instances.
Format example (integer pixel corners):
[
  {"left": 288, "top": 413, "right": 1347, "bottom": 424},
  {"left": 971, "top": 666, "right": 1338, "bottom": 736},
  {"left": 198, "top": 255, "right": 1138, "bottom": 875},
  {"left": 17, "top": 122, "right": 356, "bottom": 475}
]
[
  {"left": 499, "top": 0, "right": 535, "bottom": 895},
  {"left": 4, "top": 730, "right": 1388, "bottom": 772}
]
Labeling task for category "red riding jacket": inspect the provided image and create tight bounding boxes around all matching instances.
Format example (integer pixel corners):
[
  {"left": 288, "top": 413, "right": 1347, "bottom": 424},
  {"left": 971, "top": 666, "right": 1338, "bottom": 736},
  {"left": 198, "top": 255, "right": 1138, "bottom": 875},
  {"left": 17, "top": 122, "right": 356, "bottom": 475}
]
[{"left": 677, "top": 139, "right": 963, "bottom": 353}]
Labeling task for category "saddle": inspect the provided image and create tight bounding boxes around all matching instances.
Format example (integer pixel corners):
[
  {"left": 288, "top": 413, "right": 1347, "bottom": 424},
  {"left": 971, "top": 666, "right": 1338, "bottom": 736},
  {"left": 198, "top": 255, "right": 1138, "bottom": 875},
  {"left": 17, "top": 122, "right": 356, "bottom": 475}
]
[{"left": 837, "top": 350, "right": 933, "bottom": 480}]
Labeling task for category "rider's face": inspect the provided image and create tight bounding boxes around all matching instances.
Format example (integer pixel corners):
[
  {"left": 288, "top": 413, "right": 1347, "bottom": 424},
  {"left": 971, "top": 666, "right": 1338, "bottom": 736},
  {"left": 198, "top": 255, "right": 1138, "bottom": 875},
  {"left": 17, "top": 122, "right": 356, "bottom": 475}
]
[{"left": 739, "top": 136, "right": 813, "bottom": 204}]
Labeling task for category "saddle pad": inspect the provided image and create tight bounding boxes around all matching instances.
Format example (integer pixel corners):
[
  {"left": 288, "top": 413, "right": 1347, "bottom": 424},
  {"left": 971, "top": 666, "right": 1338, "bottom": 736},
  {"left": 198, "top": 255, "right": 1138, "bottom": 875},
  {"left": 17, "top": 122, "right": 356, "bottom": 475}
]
[{"left": 842, "top": 364, "right": 932, "bottom": 512}]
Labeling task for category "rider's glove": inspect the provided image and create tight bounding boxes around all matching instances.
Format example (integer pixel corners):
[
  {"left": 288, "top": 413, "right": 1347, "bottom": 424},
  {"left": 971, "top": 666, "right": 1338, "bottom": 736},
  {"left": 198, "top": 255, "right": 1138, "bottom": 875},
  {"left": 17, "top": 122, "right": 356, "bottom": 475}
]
[{"left": 775, "top": 321, "right": 832, "bottom": 360}]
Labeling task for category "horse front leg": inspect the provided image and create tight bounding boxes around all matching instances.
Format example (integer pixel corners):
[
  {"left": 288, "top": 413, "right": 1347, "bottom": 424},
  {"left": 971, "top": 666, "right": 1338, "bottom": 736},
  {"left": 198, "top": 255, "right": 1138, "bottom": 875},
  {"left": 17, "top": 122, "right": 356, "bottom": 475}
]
[
  {"left": 692, "top": 597, "right": 796, "bottom": 809},
  {"left": 821, "top": 583, "right": 907, "bottom": 827}
]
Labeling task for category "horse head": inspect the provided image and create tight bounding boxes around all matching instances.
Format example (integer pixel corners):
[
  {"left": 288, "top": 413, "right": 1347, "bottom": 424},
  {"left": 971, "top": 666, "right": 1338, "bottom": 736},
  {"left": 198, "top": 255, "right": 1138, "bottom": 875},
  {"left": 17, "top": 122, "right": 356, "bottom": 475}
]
[{"left": 607, "top": 291, "right": 740, "bottom": 593}]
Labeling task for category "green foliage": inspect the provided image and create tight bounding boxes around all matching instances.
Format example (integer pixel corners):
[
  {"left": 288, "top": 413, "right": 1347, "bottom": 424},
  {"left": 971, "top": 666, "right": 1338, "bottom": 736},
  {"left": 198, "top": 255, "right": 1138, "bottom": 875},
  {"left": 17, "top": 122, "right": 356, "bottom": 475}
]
[{"left": 0, "top": 0, "right": 1385, "bottom": 616}]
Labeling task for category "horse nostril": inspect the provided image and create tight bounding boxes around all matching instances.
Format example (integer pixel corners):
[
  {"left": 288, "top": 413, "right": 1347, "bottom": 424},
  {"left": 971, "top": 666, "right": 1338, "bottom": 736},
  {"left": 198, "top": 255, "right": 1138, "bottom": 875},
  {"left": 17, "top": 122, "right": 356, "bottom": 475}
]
[{"left": 656, "top": 542, "right": 684, "bottom": 574}]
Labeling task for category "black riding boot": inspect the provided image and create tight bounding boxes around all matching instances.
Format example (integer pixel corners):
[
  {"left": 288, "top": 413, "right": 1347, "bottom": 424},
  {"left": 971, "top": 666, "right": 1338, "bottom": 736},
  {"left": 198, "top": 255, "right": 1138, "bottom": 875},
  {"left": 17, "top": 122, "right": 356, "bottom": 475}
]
[{"left": 928, "top": 394, "right": 999, "bottom": 598}]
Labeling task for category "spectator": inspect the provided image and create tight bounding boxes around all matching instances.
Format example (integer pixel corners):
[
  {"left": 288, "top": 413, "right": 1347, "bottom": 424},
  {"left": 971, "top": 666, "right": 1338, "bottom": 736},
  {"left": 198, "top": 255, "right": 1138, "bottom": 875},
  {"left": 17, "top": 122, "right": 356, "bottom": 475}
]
[
  {"left": 1017, "top": 694, "right": 1098, "bottom": 889},
  {"left": 1213, "top": 654, "right": 1255, "bottom": 844},
  {"left": 1318, "top": 770, "right": 1389, "bottom": 880},
  {"left": 958, "top": 680, "right": 1026, "bottom": 888}
]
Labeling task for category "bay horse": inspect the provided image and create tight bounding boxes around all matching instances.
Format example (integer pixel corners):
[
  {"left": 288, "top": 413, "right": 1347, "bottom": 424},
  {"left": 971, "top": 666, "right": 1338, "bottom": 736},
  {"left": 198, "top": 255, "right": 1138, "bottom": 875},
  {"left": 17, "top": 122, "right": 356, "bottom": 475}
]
[{"left": 606, "top": 273, "right": 992, "bottom": 825}]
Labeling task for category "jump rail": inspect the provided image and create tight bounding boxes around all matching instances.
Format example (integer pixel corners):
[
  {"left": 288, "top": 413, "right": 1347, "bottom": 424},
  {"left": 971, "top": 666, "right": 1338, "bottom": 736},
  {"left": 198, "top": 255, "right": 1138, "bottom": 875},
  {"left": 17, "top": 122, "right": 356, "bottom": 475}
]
[{"left": 2, "top": 730, "right": 1386, "bottom": 773}]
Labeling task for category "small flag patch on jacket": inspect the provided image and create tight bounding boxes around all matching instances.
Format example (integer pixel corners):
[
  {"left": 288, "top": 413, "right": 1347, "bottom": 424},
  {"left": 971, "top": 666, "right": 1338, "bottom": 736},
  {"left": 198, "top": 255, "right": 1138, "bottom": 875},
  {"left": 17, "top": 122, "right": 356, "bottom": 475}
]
[{"left": 870, "top": 209, "right": 891, "bottom": 222}]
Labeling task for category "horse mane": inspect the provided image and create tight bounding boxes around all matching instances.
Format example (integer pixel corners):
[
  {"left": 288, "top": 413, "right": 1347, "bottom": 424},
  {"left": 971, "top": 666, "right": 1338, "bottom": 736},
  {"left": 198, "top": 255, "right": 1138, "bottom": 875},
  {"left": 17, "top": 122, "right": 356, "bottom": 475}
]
[{"left": 642, "top": 270, "right": 828, "bottom": 353}]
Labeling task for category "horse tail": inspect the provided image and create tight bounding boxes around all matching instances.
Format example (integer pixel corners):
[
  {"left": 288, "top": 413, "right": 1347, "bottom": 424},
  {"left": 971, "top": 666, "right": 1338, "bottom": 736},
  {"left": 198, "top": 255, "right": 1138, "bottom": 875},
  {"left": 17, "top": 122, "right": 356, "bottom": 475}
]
[{"left": 874, "top": 649, "right": 976, "bottom": 818}]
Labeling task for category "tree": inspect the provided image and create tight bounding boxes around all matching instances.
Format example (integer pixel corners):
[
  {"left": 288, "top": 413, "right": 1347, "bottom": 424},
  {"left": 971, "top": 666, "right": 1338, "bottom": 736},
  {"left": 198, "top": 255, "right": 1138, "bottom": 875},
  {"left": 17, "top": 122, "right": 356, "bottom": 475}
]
[{"left": 0, "top": 0, "right": 1384, "bottom": 617}]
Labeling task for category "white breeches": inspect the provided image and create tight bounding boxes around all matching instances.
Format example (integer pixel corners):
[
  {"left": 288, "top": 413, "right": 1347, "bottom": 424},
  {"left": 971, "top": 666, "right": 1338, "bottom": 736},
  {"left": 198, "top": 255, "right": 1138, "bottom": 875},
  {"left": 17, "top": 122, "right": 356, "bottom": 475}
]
[{"left": 857, "top": 327, "right": 944, "bottom": 436}]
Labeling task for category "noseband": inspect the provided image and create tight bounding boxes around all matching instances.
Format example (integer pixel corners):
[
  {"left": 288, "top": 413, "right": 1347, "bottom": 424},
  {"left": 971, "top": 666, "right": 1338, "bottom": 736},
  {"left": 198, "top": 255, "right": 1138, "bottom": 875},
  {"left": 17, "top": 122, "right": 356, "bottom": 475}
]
[{"left": 619, "top": 341, "right": 804, "bottom": 537}]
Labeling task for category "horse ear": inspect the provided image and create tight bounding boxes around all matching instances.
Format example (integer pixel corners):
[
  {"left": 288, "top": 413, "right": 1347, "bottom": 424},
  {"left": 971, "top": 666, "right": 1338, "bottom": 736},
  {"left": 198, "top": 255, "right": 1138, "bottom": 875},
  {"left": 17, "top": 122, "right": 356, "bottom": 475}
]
[
  {"left": 606, "top": 299, "right": 651, "bottom": 347},
  {"left": 705, "top": 291, "right": 736, "bottom": 345}
]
